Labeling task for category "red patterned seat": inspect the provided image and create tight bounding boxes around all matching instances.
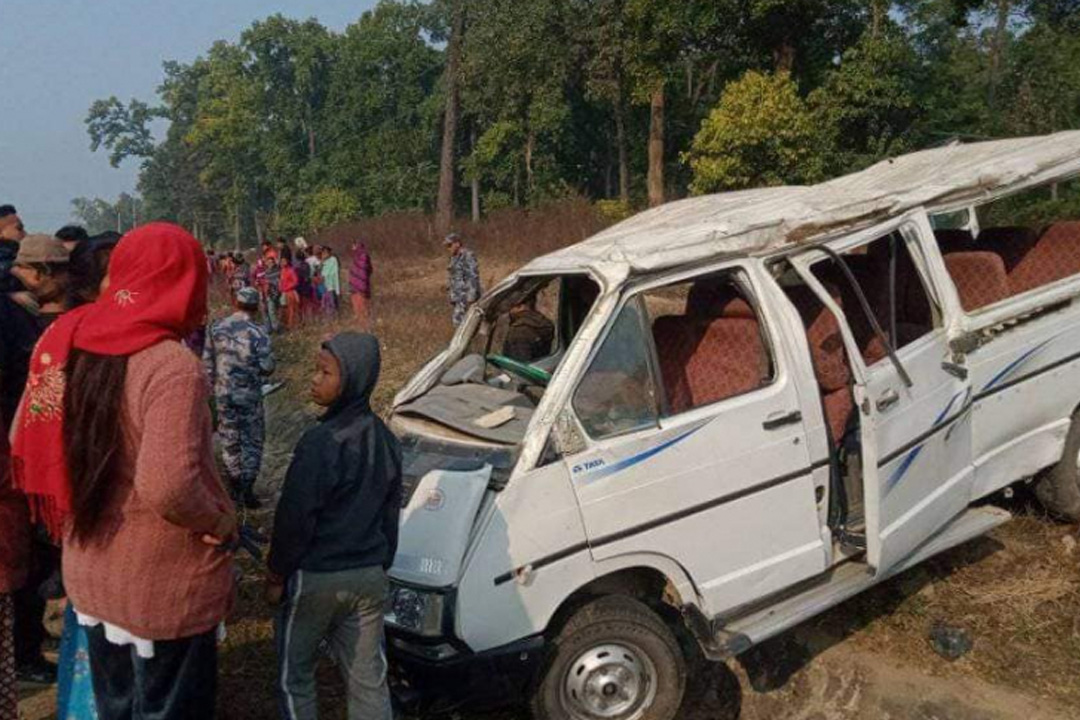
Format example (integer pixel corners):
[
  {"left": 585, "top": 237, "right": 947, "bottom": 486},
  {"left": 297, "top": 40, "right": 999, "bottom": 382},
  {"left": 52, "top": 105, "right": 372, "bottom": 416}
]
[
  {"left": 943, "top": 251, "right": 1009, "bottom": 312},
  {"left": 652, "top": 314, "right": 768, "bottom": 416},
  {"left": 1002, "top": 222, "right": 1080, "bottom": 295},
  {"left": 786, "top": 286, "right": 853, "bottom": 443}
]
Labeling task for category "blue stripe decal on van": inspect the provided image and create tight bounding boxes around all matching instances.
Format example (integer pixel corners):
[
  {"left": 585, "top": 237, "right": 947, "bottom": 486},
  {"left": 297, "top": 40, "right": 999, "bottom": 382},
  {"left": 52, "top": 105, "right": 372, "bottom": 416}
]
[
  {"left": 576, "top": 424, "right": 706, "bottom": 485},
  {"left": 980, "top": 338, "right": 1054, "bottom": 394},
  {"left": 884, "top": 389, "right": 966, "bottom": 494}
]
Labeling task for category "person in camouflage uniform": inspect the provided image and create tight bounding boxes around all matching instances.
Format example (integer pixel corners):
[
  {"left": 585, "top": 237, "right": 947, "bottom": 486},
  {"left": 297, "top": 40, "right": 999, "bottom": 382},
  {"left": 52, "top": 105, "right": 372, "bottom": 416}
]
[
  {"left": 203, "top": 287, "right": 275, "bottom": 509},
  {"left": 445, "top": 233, "right": 482, "bottom": 326}
]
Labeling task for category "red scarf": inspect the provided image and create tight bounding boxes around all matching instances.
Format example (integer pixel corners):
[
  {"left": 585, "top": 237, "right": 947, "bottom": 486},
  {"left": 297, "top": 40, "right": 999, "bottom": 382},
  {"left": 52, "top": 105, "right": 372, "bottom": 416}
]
[{"left": 11, "top": 222, "right": 208, "bottom": 539}]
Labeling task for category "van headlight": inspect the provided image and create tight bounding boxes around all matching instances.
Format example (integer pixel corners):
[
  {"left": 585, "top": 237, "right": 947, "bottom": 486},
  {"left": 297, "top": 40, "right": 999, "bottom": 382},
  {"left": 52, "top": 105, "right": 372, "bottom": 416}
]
[{"left": 386, "top": 582, "right": 447, "bottom": 637}]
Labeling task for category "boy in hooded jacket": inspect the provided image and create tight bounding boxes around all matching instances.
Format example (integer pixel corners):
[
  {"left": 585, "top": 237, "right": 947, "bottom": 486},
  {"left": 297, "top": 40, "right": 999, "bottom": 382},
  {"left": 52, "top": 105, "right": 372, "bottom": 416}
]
[{"left": 266, "top": 332, "right": 402, "bottom": 720}]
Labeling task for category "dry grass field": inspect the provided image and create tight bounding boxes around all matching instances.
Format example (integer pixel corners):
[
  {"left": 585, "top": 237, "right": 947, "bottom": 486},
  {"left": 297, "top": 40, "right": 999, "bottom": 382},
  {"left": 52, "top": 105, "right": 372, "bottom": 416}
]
[{"left": 19, "top": 200, "right": 1080, "bottom": 719}]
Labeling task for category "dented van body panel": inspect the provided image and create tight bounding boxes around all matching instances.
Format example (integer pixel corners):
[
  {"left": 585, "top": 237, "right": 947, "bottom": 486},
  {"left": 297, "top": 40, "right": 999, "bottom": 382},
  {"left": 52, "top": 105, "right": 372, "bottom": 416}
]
[{"left": 384, "top": 133, "right": 1080, "bottom": 714}]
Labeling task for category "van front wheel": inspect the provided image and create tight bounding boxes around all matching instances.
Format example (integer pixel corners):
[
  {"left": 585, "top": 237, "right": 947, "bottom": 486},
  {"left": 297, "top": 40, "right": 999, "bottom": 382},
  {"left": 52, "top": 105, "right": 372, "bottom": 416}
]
[
  {"left": 1035, "top": 412, "right": 1080, "bottom": 521},
  {"left": 530, "top": 596, "right": 686, "bottom": 720}
]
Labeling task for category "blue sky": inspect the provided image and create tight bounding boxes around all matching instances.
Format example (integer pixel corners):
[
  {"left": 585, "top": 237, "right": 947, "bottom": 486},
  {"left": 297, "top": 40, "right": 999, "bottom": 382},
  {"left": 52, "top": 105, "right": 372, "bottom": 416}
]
[{"left": 0, "top": 0, "right": 379, "bottom": 233}]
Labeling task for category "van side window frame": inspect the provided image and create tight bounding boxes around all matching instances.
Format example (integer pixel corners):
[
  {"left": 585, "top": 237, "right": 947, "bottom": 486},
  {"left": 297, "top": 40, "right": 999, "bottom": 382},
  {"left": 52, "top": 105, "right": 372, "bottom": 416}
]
[
  {"left": 786, "top": 214, "right": 947, "bottom": 382},
  {"left": 570, "top": 294, "right": 663, "bottom": 442},
  {"left": 626, "top": 261, "right": 782, "bottom": 422}
]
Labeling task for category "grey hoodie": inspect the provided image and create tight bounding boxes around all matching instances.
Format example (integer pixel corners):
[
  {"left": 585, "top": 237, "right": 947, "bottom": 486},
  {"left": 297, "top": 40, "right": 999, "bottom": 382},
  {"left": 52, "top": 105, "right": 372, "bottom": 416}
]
[{"left": 268, "top": 333, "right": 403, "bottom": 578}]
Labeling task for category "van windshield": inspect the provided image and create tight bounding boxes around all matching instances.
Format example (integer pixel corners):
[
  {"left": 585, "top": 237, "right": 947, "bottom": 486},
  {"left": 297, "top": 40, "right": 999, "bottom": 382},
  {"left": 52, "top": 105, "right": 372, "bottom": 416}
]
[{"left": 395, "top": 273, "right": 600, "bottom": 445}]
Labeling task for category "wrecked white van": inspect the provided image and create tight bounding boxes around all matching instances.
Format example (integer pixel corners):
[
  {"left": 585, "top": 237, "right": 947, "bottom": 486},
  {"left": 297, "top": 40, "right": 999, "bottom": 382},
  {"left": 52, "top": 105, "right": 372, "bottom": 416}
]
[{"left": 385, "top": 132, "right": 1080, "bottom": 719}]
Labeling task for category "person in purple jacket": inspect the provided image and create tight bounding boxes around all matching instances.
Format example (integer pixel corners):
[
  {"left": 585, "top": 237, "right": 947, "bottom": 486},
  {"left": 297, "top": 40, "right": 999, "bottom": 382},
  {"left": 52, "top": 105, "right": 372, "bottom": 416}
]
[{"left": 349, "top": 240, "right": 373, "bottom": 330}]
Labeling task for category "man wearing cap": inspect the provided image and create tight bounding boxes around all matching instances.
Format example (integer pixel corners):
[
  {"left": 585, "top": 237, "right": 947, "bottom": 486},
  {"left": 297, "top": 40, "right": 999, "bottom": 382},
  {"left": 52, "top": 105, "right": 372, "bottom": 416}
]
[
  {"left": 203, "top": 286, "right": 276, "bottom": 509},
  {"left": 3, "top": 236, "right": 72, "bottom": 426},
  {"left": 445, "top": 233, "right": 482, "bottom": 326},
  {"left": 0, "top": 234, "right": 70, "bottom": 686}
]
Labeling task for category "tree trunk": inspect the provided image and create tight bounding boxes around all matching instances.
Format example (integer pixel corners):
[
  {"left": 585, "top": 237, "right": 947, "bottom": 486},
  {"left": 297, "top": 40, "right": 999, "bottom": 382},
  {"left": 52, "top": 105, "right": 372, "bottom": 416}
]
[
  {"left": 615, "top": 89, "right": 630, "bottom": 204},
  {"left": 254, "top": 211, "right": 266, "bottom": 244},
  {"left": 647, "top": 85, "right": 665, "bottom": 208},
  {"left": 871, "top": 0, "right": 886, "bottom": 39},
  {"left": 469, "top": 124, "right": 481, "bottom": 222},
  {"left": 987, "top": 0, "right": 1011, "bottom": 116},
  {"left": 435, "top": 0, "right": 464, "bottom": 236},
  {"left": 471, "top": 176, "right": 481, "bottom": 222},
  {"left": 774, "top": 39, "right": 796, "bottom": 72},
  {"left": 233, "top": 206, "right": 241, "bottom": 252},
  {"left": 524, "top": 129, "right": 535, "bottom": 202}
]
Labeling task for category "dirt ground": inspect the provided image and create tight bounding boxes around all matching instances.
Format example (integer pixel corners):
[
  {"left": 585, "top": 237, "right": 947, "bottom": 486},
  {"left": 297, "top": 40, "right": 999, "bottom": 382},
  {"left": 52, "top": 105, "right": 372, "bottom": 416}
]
[{"left": 18, "top": 205, "right": 1080, "bottom": 718}]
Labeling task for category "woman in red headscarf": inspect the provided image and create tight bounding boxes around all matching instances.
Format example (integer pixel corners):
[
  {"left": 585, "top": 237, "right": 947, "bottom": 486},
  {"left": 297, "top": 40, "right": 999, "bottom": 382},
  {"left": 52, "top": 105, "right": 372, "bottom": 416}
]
[{"left": 11, "top": 223, "right": 236, "bottom": 720}]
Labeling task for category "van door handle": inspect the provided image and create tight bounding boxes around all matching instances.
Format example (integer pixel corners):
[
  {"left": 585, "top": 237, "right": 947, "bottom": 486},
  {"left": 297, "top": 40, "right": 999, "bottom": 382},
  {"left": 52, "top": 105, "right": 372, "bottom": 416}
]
[
  {"left": 876, "top": 389, "right": 901, "bottom": 412},
  {"left": 763, "top": 410, "right": 802, "bottom": 430}
]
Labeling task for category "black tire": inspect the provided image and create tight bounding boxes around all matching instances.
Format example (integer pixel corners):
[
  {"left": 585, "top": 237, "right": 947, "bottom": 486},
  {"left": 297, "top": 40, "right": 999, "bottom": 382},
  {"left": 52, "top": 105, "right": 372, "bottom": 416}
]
[
  {"left": 530, "top": 595, "right": 687, "bottom": 720},
  {"left": 1035, "top": 412, "right": 1080, "bottom": 521}
]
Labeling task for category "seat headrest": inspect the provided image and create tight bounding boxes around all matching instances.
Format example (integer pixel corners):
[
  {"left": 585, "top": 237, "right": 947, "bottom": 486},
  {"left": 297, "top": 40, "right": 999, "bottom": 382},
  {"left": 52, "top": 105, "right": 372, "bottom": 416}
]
[{"left": 686, "top": 278, "right": 754, "bottom": 319}]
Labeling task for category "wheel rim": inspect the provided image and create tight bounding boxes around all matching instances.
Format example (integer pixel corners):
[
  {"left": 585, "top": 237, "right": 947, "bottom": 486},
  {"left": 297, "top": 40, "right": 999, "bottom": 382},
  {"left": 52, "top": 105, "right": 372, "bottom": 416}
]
[{"left": 560, "top": 642, "right": 657, "bottom": 720}]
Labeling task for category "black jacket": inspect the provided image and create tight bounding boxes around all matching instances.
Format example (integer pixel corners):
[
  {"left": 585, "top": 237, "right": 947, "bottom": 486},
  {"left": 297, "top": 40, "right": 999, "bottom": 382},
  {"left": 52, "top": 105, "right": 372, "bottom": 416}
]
[
  {"left": 0, "top": 295, "right": 57, "bottom": 428},
  {"left": 268, "top": 333, "right": 403, "bottom": 578}
]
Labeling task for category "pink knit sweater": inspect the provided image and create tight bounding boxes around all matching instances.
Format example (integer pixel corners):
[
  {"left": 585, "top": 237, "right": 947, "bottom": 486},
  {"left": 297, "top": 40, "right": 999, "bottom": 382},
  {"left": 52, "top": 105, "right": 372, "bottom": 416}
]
[{"left": 62, "top": 340, "right": 235, "bottom": 640}]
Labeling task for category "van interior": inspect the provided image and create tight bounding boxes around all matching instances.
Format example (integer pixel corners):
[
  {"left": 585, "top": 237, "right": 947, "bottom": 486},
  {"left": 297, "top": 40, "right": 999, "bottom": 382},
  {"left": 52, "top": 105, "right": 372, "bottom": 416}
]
[
  {"left": 395, "top": 274, "right": 600, "bottom": 448},
  {"left": 770, "top": 178, "right": 1080, "bottom": 546}
]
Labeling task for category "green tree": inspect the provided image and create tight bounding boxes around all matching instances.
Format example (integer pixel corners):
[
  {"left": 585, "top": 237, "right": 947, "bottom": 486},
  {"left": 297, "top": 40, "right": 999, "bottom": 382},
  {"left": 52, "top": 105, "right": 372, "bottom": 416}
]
[
  {"left": 184, "top": 41, "right": 265, "bottom": 248},
  {"left": 306, "top": 187, "right": 362, "bottom": 230},
  {"left": 320, "top": 1, "right": 444, "bottom": 217},
  {"left": 810, "top": 27, "right": 924, "bottom": 172},
  {"left": 461, "top": 0, "right": 575, "bottom": 207},
  {"left": 71, "top": 193, "right": 145, "bottom": 235},
  {"left": 86, "top": 97, "right": 161, "bottom": 168},
  {"left": 686, "top": 70, "right": 828, "bottom": 194}
]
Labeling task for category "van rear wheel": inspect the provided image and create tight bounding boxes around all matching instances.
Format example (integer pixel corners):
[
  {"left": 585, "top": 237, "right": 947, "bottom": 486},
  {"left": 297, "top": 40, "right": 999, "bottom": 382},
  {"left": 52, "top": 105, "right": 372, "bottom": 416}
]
[
  {"left": 1035, "top": 412, "right": 1080, "bottom": 521},
  {"left": 530, "top": 596, "right": 686, "bottom": 720}
]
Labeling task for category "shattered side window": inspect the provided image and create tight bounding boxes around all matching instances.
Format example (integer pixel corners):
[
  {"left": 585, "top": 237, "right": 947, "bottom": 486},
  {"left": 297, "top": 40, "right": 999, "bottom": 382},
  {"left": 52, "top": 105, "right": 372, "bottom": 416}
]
[{"left": 573, "top": 299, "right": 659, "bottom": 440}]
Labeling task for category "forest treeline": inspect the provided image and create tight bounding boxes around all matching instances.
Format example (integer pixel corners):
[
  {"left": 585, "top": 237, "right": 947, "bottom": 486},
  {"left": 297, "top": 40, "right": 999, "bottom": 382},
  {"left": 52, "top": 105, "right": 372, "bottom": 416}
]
[{"left": 75, "top": 0, "right": 1080, "bottom": 245}]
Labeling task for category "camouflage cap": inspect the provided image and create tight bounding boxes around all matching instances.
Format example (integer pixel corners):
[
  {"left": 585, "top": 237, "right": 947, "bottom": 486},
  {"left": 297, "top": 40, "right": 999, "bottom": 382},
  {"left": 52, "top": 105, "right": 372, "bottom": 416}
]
[{"left": 236, "top": 286, "right": 260, "bottom": 307}]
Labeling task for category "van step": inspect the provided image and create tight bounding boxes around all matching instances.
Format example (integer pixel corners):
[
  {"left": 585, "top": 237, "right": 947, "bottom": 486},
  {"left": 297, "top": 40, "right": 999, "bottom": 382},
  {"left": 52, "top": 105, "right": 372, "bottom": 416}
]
[
  {"left": 712, "top": 506, "right": 1011, "bottom": 657},
  {"left": 838, "top": 530, "right": 867, "bottom": 551}
]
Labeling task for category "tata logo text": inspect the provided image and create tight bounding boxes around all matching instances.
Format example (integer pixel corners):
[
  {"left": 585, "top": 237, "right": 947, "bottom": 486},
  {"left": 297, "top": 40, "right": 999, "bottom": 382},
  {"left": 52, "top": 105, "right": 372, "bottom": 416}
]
[{"left": 572, "top": 458, "right": 606, "bottom": 475}]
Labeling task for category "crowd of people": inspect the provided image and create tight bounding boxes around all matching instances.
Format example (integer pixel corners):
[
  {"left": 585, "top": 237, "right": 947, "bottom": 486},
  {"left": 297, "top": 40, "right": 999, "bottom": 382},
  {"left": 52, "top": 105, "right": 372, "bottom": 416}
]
[
  {"left": 0, "top": 207, "right": 495, "bottom": 720},
  {"left": 207, "top": 236, "right": 370, "bottom": 334}
]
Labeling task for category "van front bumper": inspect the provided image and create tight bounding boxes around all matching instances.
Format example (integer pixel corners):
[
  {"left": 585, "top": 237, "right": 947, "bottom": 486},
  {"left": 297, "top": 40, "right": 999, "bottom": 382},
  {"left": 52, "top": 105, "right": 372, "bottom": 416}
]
[{"left": 387, "top": 631, "right": 547, "bottom": 715}]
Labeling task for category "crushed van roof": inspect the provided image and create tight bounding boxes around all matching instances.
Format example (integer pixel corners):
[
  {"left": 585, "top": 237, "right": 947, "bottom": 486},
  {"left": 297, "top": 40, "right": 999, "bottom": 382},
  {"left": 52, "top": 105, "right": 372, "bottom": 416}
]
[{"left": 523, "top": 131, "right": 1080, "bottom": 283}]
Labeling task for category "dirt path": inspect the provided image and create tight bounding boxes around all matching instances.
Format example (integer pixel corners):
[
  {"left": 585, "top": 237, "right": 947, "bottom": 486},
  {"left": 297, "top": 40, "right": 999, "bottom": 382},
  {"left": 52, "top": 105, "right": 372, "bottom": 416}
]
[{"left": 711, "top": 639, "right": 1074, "bottom": 720}]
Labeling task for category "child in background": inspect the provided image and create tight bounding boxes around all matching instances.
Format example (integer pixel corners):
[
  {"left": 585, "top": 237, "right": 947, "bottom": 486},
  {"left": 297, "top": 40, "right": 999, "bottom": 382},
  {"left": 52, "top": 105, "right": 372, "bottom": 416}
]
[
  {"left": 320, "top": 246, "right": 341, "bottom": 315},
  {"left": 262, "top": 255, "right": 282, "bottom": 334},
  {"left": 280, "top": 260, "right": 300, "bottom": 329},
  {"left": 306, "top": 246, "right": 323, "bottom": 306},
  {"left": 349, "top": 241, "right": 372, "bottom": 330},
  {"left": 294, "top": 250, "right": 314, "bottom": 323},
  {"left": 266, "top": 333, "right": 401, "bottom": 720}
]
